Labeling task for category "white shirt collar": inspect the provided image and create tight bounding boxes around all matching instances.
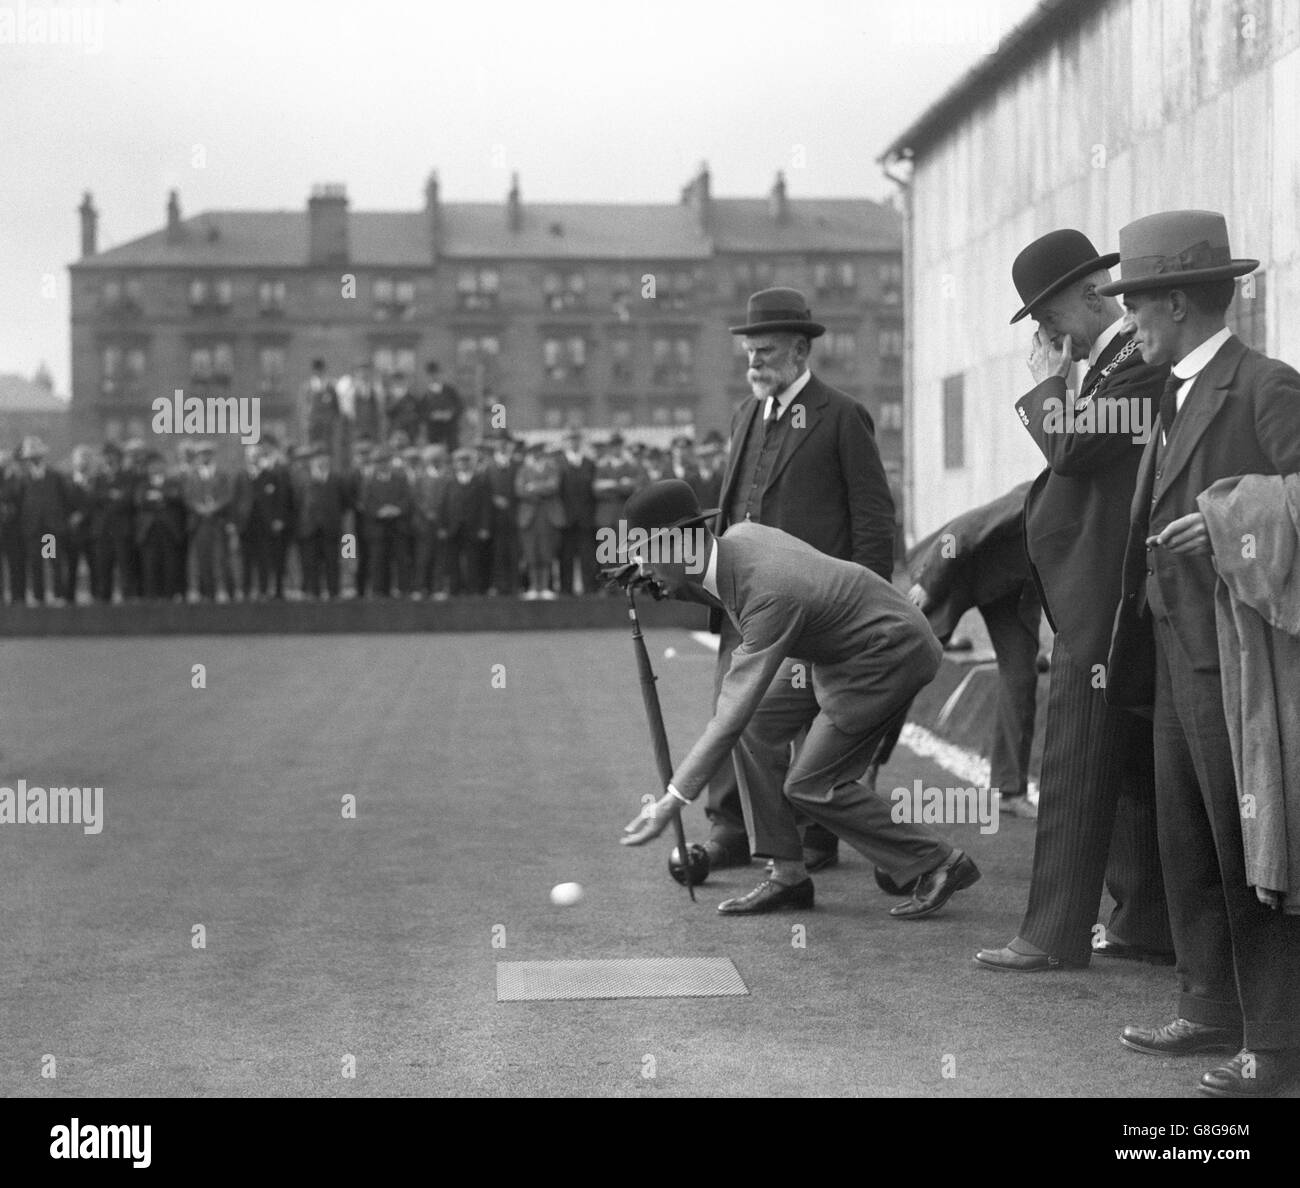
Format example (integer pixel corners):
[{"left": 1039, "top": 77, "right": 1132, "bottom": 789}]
[
  {"left": 1173, "top": 326, "right": 1234, "bottom": 382},
  {"left": 702, "top": 538, "right": 719, "bottom": 601},
  {"left": 1088, "top": 316, "right": 1127, "bottom": 370},
  {"left": 763, "top": 368, "right": 812, "bottom": 421}
]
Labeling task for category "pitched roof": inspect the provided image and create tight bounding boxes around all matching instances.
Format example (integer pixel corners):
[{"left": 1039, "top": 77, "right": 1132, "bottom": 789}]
[{"left": 75, "top": 197, "right": 899, "bottom": 268}]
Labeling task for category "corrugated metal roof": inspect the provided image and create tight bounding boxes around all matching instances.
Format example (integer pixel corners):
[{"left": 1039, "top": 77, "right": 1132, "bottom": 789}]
[
  {"left": 879, "top": 0, "right": 1105, "bottom": 162},
  {"left": 74, "top": 197, "right": 899, "bottom": 268}
]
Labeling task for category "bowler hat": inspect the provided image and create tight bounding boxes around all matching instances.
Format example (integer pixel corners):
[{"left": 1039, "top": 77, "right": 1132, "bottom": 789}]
[
  {"left": 1096, "top": 210, "right": 1258, "bottom": 296},
  {"left": 730, "top": 287, "right": 825, "bottom": 338},
  {"left": 622, "top": 479, "right": 719, "bottom": 539},
  {"left": 1009, "top": 230, "right": 1119, "bottom": 323}
]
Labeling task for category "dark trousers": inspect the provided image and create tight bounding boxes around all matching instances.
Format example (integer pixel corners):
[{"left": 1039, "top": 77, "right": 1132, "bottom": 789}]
[
  {"left": 367, "top": 523, "right": 409, "bottom": 596},
  {"left": 442, "top": 528, "right": 484, "bottom": 595},
  {"left": 139, "top": 529, "right": 179, "bottom": 600},
  {"left": 1153, "top": 618, "right": 1300, "bottom": 1049},
  {"left": 1017, "top": 638, "right": 1171, "bottom": 964},
  {"left": 355, "top": 515, "right": 370, "bottom": 596},
  {"left": 95, "top": 532, "right": 137, "bottom": 601},
  {"left": 299, "top": 529, "right": 340, "bottom": 598},
  {"left": 705, "top": 615, "right": 836, "bottom": 854},
  {"left": 242, "top": 527, "right": 289, "bottom": 598},
  {"left": 734, "top": 655, "right": 951, "bottom": 880},
  {"left": 558, "top": 520, "right": 597, "bottom": 594},
  {"left": 411, "top": 520, "right": 440, "bottom": 595},
  {"left": 0, "top": 526, "right": 24, "bottom": 601},
  {"left": 491, "top": 511, "right": 520, "bottom": 593},
  {"left": 22, "top": 533, "right": 64, "bottom": 601}
]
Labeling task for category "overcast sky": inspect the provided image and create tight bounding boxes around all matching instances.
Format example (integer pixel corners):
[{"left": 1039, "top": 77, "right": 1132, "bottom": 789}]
[{"left": 0, "top": 0, "right": 1037, "bottom": 394}]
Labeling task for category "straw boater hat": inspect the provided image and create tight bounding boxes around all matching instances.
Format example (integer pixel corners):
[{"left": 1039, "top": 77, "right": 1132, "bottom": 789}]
[
  {"left": 1096, "top": 210, "right": 1258, "bottom": 296},
  {"left": 730, "top": 287, "right": 825, "bottom": 338},
  {"left": 1009, "top": 230, "right": 1119, "bottom": 324}
]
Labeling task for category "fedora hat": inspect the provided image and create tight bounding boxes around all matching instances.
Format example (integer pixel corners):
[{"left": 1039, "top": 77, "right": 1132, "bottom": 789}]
[
  {"left": 621, "top": 479, "right": 719, "bottom": 544},
  {"left": 730, "top": 287, "right": 825, "bottom": 338},
  {"left": 1009, "top": 230, "right": 1119, "bottom": 323},
  {"left": 1096, "top": 210, "right": 1258, "bottom": 296}
]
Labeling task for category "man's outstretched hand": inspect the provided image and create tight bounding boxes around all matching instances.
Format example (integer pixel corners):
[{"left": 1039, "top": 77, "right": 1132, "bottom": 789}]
[{"left": 620, "top": 793, "right": 682, "bottom": 846}]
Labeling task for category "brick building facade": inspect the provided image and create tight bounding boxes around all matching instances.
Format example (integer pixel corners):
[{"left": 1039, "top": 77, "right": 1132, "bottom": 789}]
[{"left": 69, "top": 165, "right": 903, "bottom": 469}]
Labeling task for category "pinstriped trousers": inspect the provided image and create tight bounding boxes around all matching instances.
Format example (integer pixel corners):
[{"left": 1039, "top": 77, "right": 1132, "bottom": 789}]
[{"left": 1017, "top": 639, "right": 1172, "bottom": 964}]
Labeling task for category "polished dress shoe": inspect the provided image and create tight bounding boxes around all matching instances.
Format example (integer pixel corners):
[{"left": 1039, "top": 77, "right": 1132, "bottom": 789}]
[
  {"left": 1092, "top": 938, "right": 1175, "bottom": 965},
  {"left": 717, "top": 878, "right": 814, "bottom": 915},
  {"left": 999, "top": 795, "right": 1038, "bottom": 820},
  {"left": 703, "top": 837, "right": 751, "bottom": 869},
  {"left": 974, "top": 944, "right": 1086, "bottom": 972},
  {"left": 1198, "top": 1048, "right": 1300, "bottom": 1097},
  {"left": 889, "top": 850, "right": 980, "bottom": 919},
  {"left": 803, "top": 845, "right": 839, "bottom": 872},
  {"left": 1120, "top": 1018, "right": 1243, "bottom": 1057}
]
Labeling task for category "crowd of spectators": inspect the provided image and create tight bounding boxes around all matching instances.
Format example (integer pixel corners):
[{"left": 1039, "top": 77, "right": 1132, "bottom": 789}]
[{"left": 0, "top": 427, "right": 727, "bottom": 606}]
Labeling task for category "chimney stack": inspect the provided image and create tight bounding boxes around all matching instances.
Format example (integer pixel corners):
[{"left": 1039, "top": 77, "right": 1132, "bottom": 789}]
[
  {"left": 681, "top": 160, "right": 712, "bottom": 233},
  {"left": 769, "top": 170, "right": 789, "bottom": 225},
  {"left": 166, "top": 189, "right": 183, "bottom": 244},
  {"left": 507, "top": 172, "right": 522, "bottom": 233},
  {"left": 78, "top": 191, "right": 98, "bottom": 258},
  {"left": 424, "top": 170, "right": 441, "bottom": 258},
  {"left": 308, "top": 183, "right": 350, "bottom": 266}
]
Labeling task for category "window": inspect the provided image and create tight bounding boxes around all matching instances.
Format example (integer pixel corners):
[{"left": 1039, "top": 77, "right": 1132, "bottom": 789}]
[
  {"left": 942, "top": 373, "right": 964, "bottom": 470},
  {"left": 457, "top": 267, "right": 500, "bottom": 310},
  {"left": 820, "top": 331, "right": 857, "bottom": 370},
  {"left": 101, "top": 345, "right": 121, "bottom": 394},
  {"left": 102, "top": 279, "right": 122, "bottom": 307},
  {"left": 372, "top": 276, "right": 416, "bottom": 319},
  {"left": 455, "top": 335, "right": 501, "bottom": 387},
  {"left": 879, "top": 261, "right": 902, "bottom": 304},
  {"left": 190, "top": 347, "right": 212, "bottom": 380},
  {"left": 258, "top": 279, "right": 286, "bottom": 314},
  {"left": 543, "top": 269, "right": 586, "bottom": 311},
  {"left": 213, "top": 278, "right": 233, "bottom": 308},
  {"left": 394, "top": 279, "right": 415, "bottom": 306},
  {"left": 879, "top": 327, "right": 903, "bottom": 359},
  {"left": 610, "top": 337, "right": 634, "bottom": 385},
  {"left": 257, "top": 346, "right": 286, "bottom": 393},
  {"left": 542, "top": 401, "right": 589, "bottom": 429},
  {"left": 372, "top": 346, "right": 417, "bottom": 379},
  {"left": 188, "top": 278, "right": 208, "bottom": 308},
  {"left": 733, "top": 259, "right": 774, "bottom": 296},
  {"left": 610, "top": 404, "right": 635, "bottom": 429},
  {"left": 1228, "top": 271, "right": 1267, "bottom": 351},
  {"left": 664, "top": 270, "right": 695, "bottom": 310},
  {"left": 878, "top": 401, "right": 903, "bottom": 432},
  {"left": 543, "top": 335, "right": 587, "bottom": 383},
  {"left": 125, "top": 347, "right": 146, "bottom": 378},
  {"left": 212, "top": 342, "right": 234, "bottom": 379},
  {"left": 814, "top": 261, "right": 857, "bottom": 297},
  {"left": 651, "top": 336, "right": 694, "bottom": 386}
]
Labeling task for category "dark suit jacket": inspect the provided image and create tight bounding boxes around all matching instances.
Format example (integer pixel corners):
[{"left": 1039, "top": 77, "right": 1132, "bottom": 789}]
[
  {"left": 1109, "top": 335, "right": 1300, "bottom": 689},
  {"left": 18, "top": 468, "right": 69, "bottom": 539},
  {"left": 441, "top": 473, "right": 493, "bottom": 536},
  {"left": 1014, "top": 330, "right": 1166, "bottom": 670},
  {"left": 716, "top": 374, "right": 895, "bottom": 581},
  {"left": 134, "top": 477, "right": 185, "bottom": 544},
  {"left": 293, "top": 472, "right": 348, "bottom": 539},
  {"left": 670, "top": 522, "right": 941, "bottom": 800},
  {"left": 558, "top": 456, "right": 596, "bottom": 527},
  {"left": 909, "top": 481, "right": 1034, "bottom": 643}
]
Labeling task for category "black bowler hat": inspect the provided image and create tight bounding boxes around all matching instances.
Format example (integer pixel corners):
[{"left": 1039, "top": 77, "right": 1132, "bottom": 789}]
[
  {"left": 622, "top": 479, "right": 719, "bottom": 541},
  {"left": 730, "top": 287, "right": 825, "bottom": 338},
  {"left": 1009, "top": 230, "right": 1120, "bottom": 324}
]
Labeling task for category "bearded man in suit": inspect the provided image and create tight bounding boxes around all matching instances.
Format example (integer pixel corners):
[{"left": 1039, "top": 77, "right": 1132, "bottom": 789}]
[
  {"left": 975, "top": 231, "right": 1174, "bottom": 974},
  {"left": 1102, "top": 210, "right": 1300, "bottom": 1097},
  {"left": 702, "top": 287, "right": 896, "bottom": 875},
  {"left": 619, "top": 480, "right": 979, "bottom": 920}
]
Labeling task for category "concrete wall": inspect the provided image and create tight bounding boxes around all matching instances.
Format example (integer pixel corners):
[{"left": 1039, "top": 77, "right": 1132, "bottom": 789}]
[{"left": 905, "top": 0, "right": 1300, "bottom": 540}]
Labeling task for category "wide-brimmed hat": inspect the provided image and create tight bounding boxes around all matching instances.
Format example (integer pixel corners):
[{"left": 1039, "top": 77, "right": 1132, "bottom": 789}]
[
  {"left": 730, "top": 287, "right": 825, "bottom": 338},
  {"left": 1096, "top": 210, "right": 1258, "bottom": 296},
  {"left": 1009, "top": 230, "right": 1119, "bottom": 323},
  {"left": 621, "top": 479, "right": 719, "bottom": 542}
]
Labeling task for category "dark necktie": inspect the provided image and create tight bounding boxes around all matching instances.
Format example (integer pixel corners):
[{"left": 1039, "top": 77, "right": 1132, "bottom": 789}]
[
  {"left": 764, "top": 399, "right": 780, "bottom": 437},
  {"left": 1158, "top": 373, "right": 1183, "bottom": 441}
]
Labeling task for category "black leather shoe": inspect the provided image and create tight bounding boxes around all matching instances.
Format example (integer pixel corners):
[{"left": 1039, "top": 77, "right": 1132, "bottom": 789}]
[
  {"left": 1120, "top": 1018, "right": 1242, "bottom": 1057},
  {"left": 1198, "top": 1049, "right": 1300, "bottom": 1097},
  {"left": 1093, "top": 939, "right": 1176, "bottom": 965},
  {"left": 974, "top": 945, "right": 1086, "bottom": 972},
  {"left": 803, "top": 845, "right": 839, "bottom": 872},
  {"left": 717, "top": 878, "right": 814, "bottom": 915},
  {"left": 703, "top": 837, "right": 751, "bottom": 869},
  {"left": 889, "top": 850, "right": 980, "bottom": 919}
]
